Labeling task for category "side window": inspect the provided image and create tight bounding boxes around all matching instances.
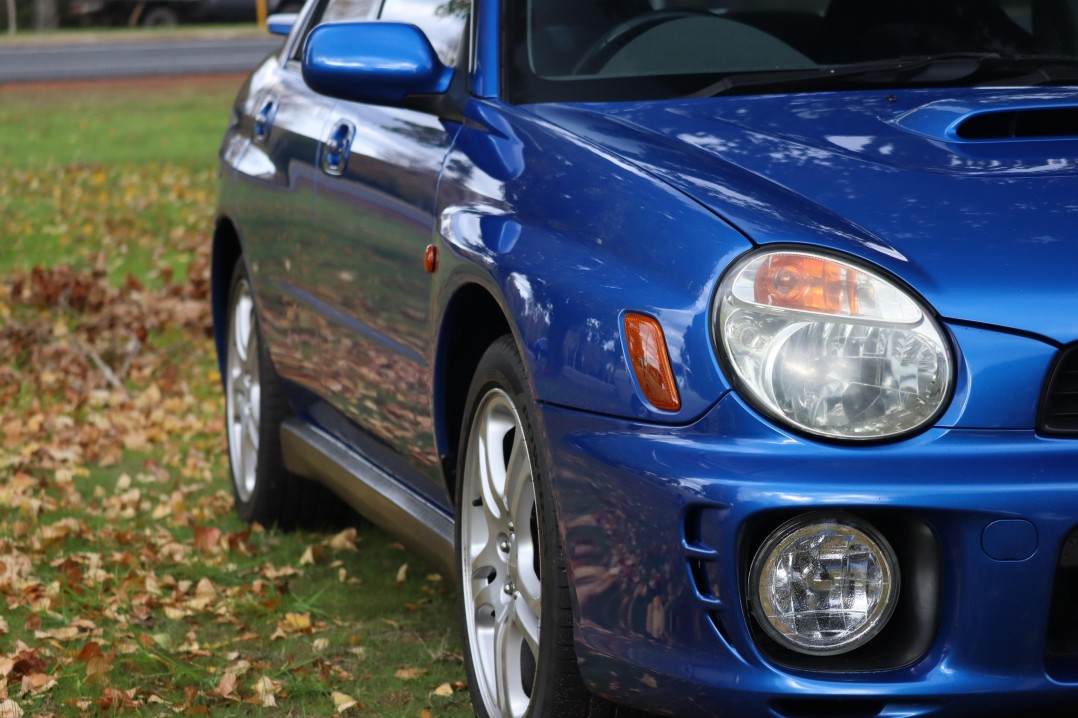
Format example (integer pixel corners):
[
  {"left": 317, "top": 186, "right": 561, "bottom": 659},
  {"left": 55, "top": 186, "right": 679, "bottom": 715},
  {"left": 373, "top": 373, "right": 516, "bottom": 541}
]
[
  {"left": 379, "top": 0, "right": 472, "bottom": 67},
  {"left": 290, "top": 0, "right": 380, "bottom": 61}
]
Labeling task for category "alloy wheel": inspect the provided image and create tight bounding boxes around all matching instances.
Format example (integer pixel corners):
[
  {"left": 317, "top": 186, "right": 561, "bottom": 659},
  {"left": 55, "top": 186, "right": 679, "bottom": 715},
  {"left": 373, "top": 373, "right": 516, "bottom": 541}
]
[
  {"left": 226, "top": 278, "right": 261, "bottom": 503},
  {"left": 460, "top": 388, "right": 542, "bottom": 718}
]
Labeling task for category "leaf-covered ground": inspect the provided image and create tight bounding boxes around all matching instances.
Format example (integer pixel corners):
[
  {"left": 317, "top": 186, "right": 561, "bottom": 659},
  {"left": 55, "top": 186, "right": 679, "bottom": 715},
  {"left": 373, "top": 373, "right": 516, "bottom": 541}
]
[{"left": 0, "top": 75, "right": 470, "bottom": 716}]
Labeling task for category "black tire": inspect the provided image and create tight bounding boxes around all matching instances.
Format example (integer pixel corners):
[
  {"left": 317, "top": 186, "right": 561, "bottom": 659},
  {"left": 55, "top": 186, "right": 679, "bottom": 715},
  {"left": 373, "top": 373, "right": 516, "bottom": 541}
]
[
  {"left": 455, "top": 336, "right": 612, "bottom": 718},
  {"left": 224, "top": 259, "right": 343, "bottom": 529},
  {"left": 140, "top": 5, "right": 179, "bottom": 25}
]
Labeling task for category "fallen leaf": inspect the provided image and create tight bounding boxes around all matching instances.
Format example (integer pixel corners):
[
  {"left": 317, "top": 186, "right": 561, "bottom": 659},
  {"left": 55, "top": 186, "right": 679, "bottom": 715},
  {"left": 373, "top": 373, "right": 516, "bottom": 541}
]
[
  {"left": 332, "top": 691, "right": 361, "bottom": 713},
  {"left": 209, "top": 671, "right": 238, "bottom": 699},
  {"left": 433, "top": 682, "right": 454, "bottom": 697},
  {"left": 394, "top": 667, "right": 426, "bottom": 680},
  {"left": 327, "top": 527, "right": 359, "bottom": 552},
  {"left": 0, "top": 699, "right": 23, "bottom": 718},
  {"left": 193, "top": 526, "right": 222, "bottom": 552},
  {"left": 396, "top": 563, "right": 409, "bottom": 583},
  {"left": 20, "top": 672, "right": 56, "bottom": 695},
  {"left": 299, "top": 545, "right": 321, "bottom": 566}
]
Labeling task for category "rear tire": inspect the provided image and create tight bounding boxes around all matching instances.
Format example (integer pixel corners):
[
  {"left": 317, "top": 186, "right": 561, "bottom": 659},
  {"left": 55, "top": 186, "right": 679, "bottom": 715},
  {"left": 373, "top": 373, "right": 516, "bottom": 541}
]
[
  {"left": 456, "top": 336, "right": 611, "bottom": 718},
  {"left": 224, "top": 259, "right": 342, "bottom": 528},
  {"left": 140, "top": 6, "right": 179, "bottom": 26}
]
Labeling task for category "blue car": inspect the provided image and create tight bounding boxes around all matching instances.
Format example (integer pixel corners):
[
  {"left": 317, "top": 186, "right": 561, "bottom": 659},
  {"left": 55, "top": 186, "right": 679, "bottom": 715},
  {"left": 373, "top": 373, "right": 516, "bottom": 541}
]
[{"left": 213, "top": 0, "right": 1078, "bottom": 715}]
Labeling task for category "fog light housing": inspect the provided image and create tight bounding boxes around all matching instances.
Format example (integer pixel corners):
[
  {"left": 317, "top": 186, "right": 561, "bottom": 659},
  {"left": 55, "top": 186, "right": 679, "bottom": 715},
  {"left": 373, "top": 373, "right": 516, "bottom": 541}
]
[{"left": 749, "top": 514, "right": 899, "bottom": 656}]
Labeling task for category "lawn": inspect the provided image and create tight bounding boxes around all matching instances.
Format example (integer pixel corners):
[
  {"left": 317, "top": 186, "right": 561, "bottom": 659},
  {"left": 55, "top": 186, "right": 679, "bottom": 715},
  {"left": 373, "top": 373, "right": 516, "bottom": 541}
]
[{"left": 0, "top": 75, "right": 470, "bottom": 716}]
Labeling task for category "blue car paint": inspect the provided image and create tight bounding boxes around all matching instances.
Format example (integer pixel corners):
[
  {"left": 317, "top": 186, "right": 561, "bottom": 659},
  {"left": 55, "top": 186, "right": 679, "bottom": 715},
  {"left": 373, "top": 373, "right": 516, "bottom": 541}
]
[
  {"left": 540, "top": 395, "right": 1078, "bottom": 716},
  {"left": 213, "top": 1, "right": 1078, "bottom": 714},
  {"left": 529, "top": 91, "right": 1078, "bottom": 344},
  {"left": 436, "top": 98, "right": 751, "bottom": 426},
  {"left": 302, "top": 22, "right": 454, "bottom": 105}
]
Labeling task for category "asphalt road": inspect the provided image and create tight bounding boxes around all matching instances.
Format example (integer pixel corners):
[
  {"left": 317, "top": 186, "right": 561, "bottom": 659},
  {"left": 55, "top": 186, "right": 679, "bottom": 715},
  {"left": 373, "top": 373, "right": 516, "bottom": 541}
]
[{"left": 0, "top": 34, "right": 284, "bottom": 82}]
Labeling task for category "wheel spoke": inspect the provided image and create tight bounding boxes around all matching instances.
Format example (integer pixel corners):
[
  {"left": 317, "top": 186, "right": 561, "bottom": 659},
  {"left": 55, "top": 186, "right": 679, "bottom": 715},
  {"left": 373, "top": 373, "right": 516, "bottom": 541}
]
[
  {"left": 232, "top": 293, "right": 251, "bottom": 364},
  {"left": 480, "top": 414, "right": 512, "bottom": 521},
  {"left": 513, "top": 593, "right": 540, "bottom": 657},
  {"left": 249, "top": 383, "right": 261, "bottom": 427},
  {"left": 471, "top": 527, "right": 504, "bottom": 575},
  {"left": 472, "top": 577, "right": 505, "bottom": 617},
  {"left": 242, "top": 411, "right": 260, "bottom": 453},
  {"left": 237, "top": 424, "right": 253, "bottom": 493},
  {"left": 494, "top": 599, "right": 521, "bottom": 717},
  {"left": 504, "top": 431, "right": 532, "bottom": 524},
  {"left": 514, "top": 535, "right": 542, "bottom": 616}
]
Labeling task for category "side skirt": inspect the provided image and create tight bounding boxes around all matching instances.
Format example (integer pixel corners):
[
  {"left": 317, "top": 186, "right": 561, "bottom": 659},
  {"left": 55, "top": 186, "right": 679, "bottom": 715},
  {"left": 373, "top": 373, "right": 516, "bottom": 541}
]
[{"left": 280, "top": 418, "right": 455, "bottom": 577}]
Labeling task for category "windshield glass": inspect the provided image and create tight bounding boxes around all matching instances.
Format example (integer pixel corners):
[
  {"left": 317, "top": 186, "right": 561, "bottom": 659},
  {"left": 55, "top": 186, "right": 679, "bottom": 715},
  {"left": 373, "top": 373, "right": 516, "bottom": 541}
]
[{"left": 507, "top": 0, "right": 1078, "bottom": 103}]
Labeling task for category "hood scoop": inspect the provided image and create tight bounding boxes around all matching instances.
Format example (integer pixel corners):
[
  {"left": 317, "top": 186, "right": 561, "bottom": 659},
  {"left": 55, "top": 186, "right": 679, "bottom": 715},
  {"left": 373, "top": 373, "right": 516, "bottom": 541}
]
[{"left": 892, "top": 93, "right": 1078, "bottom": 143}]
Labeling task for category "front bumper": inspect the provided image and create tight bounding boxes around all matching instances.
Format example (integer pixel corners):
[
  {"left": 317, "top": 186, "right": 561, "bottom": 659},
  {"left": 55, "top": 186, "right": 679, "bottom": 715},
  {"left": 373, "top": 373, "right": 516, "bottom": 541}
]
[{"left": 540, "top": 392, "right": 1078, "bottom": 718}]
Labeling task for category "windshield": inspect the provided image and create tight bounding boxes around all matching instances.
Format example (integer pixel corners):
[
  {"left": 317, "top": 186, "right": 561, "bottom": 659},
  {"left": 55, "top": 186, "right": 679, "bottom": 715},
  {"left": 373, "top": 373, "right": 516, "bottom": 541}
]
[{"left": 507, "top": 0, "right": 1078, "bottom": 103}]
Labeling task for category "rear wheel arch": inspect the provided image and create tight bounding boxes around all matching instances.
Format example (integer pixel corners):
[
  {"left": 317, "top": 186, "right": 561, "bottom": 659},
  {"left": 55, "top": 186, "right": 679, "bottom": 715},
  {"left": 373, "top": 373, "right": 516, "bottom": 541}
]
[{"left": 212, "top": 219, "right": 243, "bottom": 382}]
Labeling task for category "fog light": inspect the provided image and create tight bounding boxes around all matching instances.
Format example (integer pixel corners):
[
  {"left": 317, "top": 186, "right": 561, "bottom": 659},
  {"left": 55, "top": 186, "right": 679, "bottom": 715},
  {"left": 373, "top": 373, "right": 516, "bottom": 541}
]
[{"left": 749, "top": 514, "right": 899, "bottom": 655}]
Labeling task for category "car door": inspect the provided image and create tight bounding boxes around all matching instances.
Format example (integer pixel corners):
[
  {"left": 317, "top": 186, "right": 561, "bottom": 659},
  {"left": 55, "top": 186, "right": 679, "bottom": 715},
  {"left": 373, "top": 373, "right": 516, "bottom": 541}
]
[
  {"left": 227, "top": 12, "right": 340, "bottom": 379},
  {"left": 294, "top": 0, "right": 470, "bottom": 502}
]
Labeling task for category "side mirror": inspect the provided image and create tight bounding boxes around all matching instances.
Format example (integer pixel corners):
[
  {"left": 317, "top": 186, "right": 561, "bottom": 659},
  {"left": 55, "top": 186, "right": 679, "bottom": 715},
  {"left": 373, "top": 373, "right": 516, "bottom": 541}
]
[
  {"left": 302, "top": 22, "right": 454, "bottom": 106},
  {"left": 267, "top": 12, "right": 297, "bottom": 36}
]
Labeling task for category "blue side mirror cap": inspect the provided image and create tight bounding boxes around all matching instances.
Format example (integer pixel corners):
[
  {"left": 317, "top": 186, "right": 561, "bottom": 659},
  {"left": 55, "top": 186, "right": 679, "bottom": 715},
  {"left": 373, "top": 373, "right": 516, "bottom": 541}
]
[
  {"left": 302, "top": 22, "right": 454, "bottom": 106},
  {"left": 267, "top": 12, "right": 297, "bottom": 36}
]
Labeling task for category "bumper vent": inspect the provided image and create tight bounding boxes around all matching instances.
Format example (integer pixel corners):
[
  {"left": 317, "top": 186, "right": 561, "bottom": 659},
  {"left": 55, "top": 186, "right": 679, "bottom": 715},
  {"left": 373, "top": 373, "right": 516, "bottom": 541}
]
[{"left": 1039, "top": 346, "right": 1078, "bottom": 436}]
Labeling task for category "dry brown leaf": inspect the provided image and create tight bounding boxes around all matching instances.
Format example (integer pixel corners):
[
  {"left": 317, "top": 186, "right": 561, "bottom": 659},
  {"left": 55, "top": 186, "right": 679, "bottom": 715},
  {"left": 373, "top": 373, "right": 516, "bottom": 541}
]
[
  {"left": 299, "top": 545, "right": 321, "bottom": 566},
  {"left": 394, "top": 667, "right": 426, "bottom": 680},
  {"left": 332, "top": 691, "right": 361, "bottom": 713},
  {"left": 97, "top": 687, "right": 138, "bottom": 710},
  {"left": 193, "top": 526, "right": 222, "bottom": 553},
  {"left": 209, "top": 671, "right": 238, "bottom": 700},
  {"left": 0, "top": 699, "right": 23, "bottom": 718},
  {"left": 327, "top": 528, "right": 359, "bottom": 552},
  {"left": 20, "top": 672, "right": 56, "bottom": 696},
  {"left": 395, "top": 563, "right": 409, "bottom": 583},
  {"left": 433, "top": 682, "right": 454, "bottom": 697}
]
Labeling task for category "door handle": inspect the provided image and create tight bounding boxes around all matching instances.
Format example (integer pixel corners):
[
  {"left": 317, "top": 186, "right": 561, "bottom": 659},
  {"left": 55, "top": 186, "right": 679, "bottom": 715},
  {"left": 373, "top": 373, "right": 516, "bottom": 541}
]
[
  {"left": 254, "top": 98, "right": 278, "bottom": 143},
  {"left": 322, "top": 120, "right": 355, "bottom": 176}
]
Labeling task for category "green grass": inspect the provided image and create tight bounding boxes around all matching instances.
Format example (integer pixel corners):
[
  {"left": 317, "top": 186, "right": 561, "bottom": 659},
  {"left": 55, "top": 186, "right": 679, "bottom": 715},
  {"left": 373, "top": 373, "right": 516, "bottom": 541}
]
[
  {"left": 0, "top": 77, "right": 239, "bottom": 166},
  {"left": 0, "top": 75, "right": 471, "bottom": 717}
]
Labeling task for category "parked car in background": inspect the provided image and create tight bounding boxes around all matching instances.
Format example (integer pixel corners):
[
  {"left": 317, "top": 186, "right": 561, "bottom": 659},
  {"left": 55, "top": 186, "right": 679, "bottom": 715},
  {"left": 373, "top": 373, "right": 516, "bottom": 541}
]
[
  {"left": 213, "top": 0, "right": 1078, "bottom": 715},
  {"left": 68, "top": 0, "right": 299, "bottom": 26}
]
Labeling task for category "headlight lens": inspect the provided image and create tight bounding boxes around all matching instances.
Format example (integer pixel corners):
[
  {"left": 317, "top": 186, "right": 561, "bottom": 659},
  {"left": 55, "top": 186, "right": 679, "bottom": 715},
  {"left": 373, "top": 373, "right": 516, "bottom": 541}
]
[
  {"left": 715, "top": 249, "right": 952, "bottom": 440},
  {"left": 750, "top": 514, "right": 899, "bottom": 655}
]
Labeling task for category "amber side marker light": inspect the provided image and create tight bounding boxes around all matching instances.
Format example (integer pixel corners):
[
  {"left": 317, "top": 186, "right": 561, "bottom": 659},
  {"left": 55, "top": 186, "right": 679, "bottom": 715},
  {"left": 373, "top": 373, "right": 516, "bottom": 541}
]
[
  {"left": 624, "top": 312, "right": 681, "bottom": 412},
  {"left": 424, "top": 244, "right": 439, "bottom": 274}
]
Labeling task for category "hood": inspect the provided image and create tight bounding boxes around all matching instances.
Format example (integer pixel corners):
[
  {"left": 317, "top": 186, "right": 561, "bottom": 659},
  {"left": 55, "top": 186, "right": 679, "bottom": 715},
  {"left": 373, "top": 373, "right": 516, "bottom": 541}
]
[{"left": 529, "top": 88, "right": 1078, "bottom": 345}]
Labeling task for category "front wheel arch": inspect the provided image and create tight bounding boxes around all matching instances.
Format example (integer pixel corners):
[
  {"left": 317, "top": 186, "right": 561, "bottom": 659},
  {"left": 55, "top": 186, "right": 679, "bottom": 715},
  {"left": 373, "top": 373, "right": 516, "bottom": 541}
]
[{"left": 433, "top": 282, "right": 513, "bottom": 501}]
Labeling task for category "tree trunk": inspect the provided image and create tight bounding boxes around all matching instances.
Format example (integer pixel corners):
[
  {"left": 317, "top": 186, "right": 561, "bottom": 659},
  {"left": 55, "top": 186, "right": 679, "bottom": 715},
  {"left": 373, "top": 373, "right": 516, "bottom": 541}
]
[
  {"left": 6, "top": 0, "right": 16, "bottom": 34},
  {"left": 33, "top": 0, "right": 59, "bottom": 29}
]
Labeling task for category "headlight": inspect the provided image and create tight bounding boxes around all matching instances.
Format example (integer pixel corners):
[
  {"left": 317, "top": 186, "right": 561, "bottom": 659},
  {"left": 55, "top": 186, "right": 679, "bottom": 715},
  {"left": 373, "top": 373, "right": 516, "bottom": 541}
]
[
  {"left": 749, "top": 514, "right": 899, "bottom": 655},
  {"left": 715, "top": 249, "right": 952, "bottom": 440}
]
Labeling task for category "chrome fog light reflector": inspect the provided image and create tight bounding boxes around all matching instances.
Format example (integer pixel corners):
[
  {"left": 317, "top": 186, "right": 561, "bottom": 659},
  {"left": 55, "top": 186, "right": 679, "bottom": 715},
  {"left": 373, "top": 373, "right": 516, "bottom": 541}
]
[
  {"left": 750, "top": 514, "right": 899, "bottom": 655},
  {"left": 715, "top": 249, "right": 952, "bottom": 440}
]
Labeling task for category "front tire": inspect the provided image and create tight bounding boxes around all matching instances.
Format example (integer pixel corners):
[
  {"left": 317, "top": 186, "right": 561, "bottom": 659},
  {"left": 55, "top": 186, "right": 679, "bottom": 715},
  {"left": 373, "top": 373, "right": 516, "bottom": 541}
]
[{"left": 456, "top": 337, "right": 609, "bottom": 718}]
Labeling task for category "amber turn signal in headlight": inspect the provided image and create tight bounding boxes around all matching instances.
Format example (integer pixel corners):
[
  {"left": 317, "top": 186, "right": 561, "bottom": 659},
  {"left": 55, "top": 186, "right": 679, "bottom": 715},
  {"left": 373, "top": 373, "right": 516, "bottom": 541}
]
[{"left": 624, "top": 312, "right": 680, "bottom": 412}]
